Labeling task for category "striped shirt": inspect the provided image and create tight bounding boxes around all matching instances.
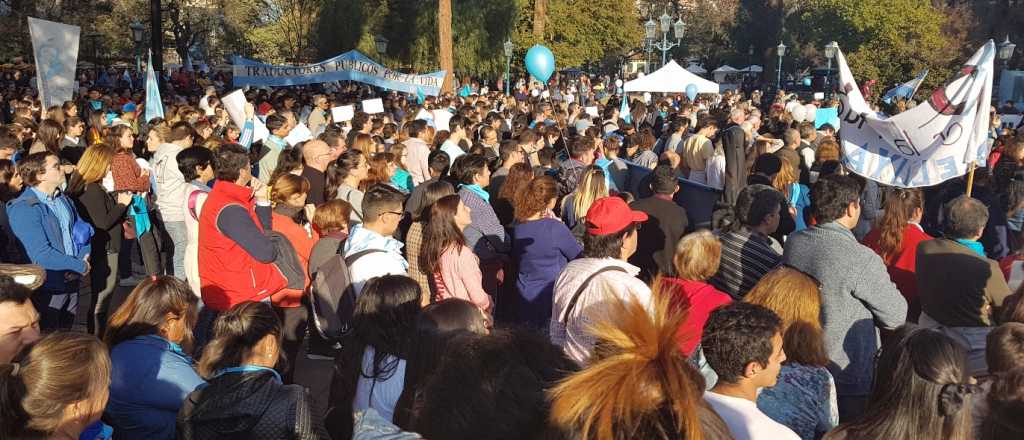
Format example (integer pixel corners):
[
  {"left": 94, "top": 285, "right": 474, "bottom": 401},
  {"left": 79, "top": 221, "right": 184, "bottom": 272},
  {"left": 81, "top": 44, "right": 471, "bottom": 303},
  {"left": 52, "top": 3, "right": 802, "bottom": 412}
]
[{"left": 709, "top": 228, "right": 782, "bottom": 300}]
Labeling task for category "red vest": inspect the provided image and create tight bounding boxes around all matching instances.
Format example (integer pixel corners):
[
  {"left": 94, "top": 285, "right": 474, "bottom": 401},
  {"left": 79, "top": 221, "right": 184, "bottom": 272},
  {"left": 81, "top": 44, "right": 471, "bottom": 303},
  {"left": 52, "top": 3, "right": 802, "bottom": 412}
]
[{"left": 198, "top": 181, "right": 286, "bottom": 311}]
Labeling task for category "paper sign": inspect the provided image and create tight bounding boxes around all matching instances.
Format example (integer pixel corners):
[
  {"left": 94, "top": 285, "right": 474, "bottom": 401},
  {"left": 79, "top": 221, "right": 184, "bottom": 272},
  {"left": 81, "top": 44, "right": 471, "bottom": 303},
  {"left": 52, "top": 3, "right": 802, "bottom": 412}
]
[
  {"left": 814, "top": 108, "right": 840, "bottom": 129},
  {"left": 362, "top": 98, "right": 384, "bottom": 114},
  {"left": 585, "top": 106, "right": 599, "bottom": 117},
  {"left": 253, "top": 117, "right": 270, "bottom": 143},
  {"left": 999, "top": 114, "right": 1022, "bottom": 130},
  {"left": 331, "top": 105, "right": 354, "bottom": 122},
  {"left": 415, "top": 108, "right": 433, "bottom": 121},
  {"left": 284, "top": 122, "right": 312, "bottom": 146},
  {"left": 222, "top": 89, "right": 249, "bottom": 130}
]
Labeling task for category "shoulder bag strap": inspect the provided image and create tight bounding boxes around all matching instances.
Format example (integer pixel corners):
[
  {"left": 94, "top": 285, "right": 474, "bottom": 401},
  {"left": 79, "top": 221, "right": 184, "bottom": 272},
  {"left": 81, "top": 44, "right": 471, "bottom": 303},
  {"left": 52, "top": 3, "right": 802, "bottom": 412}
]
[
  {"left": 560, "top": 266, "right": 627, "bottom": 325},
  {"left": 344, "top": 248, "right": 386, "bottom": 266}
]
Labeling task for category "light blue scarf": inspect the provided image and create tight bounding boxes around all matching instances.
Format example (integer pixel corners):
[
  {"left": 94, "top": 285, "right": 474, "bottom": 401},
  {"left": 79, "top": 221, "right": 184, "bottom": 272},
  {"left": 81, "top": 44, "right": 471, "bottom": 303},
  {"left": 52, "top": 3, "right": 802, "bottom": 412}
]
[{"left": 955, "top": 239, "right": 986, "bottom": 257}]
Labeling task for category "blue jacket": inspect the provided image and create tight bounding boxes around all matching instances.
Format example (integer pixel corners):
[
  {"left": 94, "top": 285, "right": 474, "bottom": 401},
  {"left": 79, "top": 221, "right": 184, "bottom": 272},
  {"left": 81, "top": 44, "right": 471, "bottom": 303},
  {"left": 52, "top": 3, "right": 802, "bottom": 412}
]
[
  {"left": 105, "top": 335, "right": 206, "bottom": 440},
  {"left": 6, "top": 187, "right": 90, "bottom": 290}
]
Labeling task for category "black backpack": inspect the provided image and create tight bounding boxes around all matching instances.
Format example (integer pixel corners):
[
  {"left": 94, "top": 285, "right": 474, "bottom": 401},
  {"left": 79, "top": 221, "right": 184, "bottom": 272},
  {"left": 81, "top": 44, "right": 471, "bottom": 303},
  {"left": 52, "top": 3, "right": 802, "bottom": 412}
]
[{"left": 308, "top": 248, "right": 384, "bottom": 341}]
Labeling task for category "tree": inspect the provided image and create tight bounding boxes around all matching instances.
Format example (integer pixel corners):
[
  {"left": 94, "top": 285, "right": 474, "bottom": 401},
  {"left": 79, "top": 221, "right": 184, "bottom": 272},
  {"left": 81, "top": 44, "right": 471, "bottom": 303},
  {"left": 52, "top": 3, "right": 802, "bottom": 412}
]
[
  {"left": 790, "top": 0, "right": 968, "bottom": 97},
  {"left": 438, "top": 0, "right": 453, "bottom": 92},
  {"left": 537, "top": 0, "right": 642, "bottom": 69},
  {"left": 533, "top": 0, "right": 546, "bottom": 40}
]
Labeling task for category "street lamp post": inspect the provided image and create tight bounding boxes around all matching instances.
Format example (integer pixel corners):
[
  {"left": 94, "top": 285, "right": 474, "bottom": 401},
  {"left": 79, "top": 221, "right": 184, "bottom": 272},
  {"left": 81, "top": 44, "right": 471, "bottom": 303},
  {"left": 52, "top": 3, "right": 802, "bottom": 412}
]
[
  {"left": 824, "top": 41, "right": 839, "bottom": 99},
  {"left": 130, "top": 21, "right": 144, "bottom": 81},
  {"left": 644, "top": 13, "right": 684, "bottom": 71},
  {"left": 503, "top": 39, "right": 514, "bottom": 96},
  {"left": 776, "top": 42, "right": 787, "bottom": 90},
  {"left": 998, "top": 35, "right": 1016, "bottom": 69}
]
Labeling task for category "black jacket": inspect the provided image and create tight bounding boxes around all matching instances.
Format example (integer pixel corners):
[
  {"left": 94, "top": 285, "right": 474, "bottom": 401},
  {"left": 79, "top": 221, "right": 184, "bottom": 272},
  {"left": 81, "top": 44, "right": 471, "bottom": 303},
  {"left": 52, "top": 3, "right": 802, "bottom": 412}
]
[
  {"left": 69, "top": 177, "right": 128, "bottom": 255},
  {"left": 629, "top": 195, "right": 689, "bottom": 282},
  {"left": 177, "top": 370, "right": 328, "bottom": 440},
  {"left": 720, "top": 124, "right": 748, "bottom": 207}
]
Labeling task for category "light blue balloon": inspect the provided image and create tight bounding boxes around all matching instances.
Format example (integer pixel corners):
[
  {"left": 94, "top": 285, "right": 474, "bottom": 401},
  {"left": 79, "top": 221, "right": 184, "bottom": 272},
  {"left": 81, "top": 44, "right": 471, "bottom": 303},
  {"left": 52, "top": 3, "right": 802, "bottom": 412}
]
[
  {"left": 803, "top": 77, "right": 812, "bottom": 87},
  {"left": 525, "top": 45, "right": 555, "bottom": 83},
  {"left": 685, "top": 84, "right": 698, "bottom": 101}
]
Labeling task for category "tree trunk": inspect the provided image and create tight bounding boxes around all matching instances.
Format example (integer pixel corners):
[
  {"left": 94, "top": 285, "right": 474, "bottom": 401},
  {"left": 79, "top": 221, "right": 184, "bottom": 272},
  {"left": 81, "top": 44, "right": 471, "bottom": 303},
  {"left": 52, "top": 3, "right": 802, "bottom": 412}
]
[
  {"left": 533, "top": 0, "right": 546, "bottom": 41},
  {"left": 438, "top": 0, "right": 453, "bottom": 93}
]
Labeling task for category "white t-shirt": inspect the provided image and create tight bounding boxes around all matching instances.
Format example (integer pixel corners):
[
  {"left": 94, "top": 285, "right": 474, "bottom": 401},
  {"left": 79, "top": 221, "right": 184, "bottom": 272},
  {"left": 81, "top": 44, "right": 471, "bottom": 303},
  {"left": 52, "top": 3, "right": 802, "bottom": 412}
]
[{"left": 704, "top": 391, "right": 800, "bottom": 440}]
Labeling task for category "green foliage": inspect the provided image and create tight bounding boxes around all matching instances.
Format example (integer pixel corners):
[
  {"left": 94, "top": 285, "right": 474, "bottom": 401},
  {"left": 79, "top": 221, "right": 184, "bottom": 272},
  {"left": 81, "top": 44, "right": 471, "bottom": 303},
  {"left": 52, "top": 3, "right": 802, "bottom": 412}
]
[
  {"left": 789, "top": 0, "right": 963, "bottom": 95},
  {"left": 540, "top": 0, "right": 641, "bottom": 69}
]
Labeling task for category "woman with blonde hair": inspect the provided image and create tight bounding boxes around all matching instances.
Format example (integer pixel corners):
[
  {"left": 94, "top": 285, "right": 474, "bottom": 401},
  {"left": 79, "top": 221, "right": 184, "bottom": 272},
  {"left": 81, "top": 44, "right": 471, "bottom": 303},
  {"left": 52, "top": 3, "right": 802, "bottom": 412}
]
[
  {"left": 548, "top": 286, "right": 730, "bottom": 439},
  {"left": 0, "top": 332, "right": 112, "bottom": 439},
  {"left": 773, "top": 157, "right": 810, "bottom": 231},
  {"left": 862, "top": 188, "right": 931, "bottom": 322},
  {"left": 745, "top": 266, "right": 839, "bottom": 439},
  {"left": 103, "top": 276, "right": 204, "bottom": 439},
  {"left": 561, "top": 166, "right": 608, "bottom": 239},
  {"left": 268, "top": 173, "right": 318, "bottom": 381},
  {"left": 659, "top": 230, "right": 732, "bottom": 356},
  {"left": 68, "top": 143, "right": 133, "bottom": 334}
]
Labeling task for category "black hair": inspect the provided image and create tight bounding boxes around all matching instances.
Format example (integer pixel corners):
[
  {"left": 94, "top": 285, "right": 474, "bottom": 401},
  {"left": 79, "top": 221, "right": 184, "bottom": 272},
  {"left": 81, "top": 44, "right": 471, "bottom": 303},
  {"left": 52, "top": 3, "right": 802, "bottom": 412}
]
[
  {"left": 325, "top": 149, "right": 365, "bottom": 200},
  {"left": 427, "top": 149, "right": 451, "bottom": 178},
  {"left": 213, "top": 143, "right": 250, "bottom": 182},
  {"left": 649, "top": 164, "right": 678, "bottom": 195},
  {"left": 176, "top": 146, "right": 215, "bottom": 182},
  {"left": 455, "top": 153, "right": 488, "bottom": 185},
  {"left": 734, "top": 184, "right": 787, "bottom": 230},
  {"left": 407, "top": 119, "right": 428, "bottom": 138},
  {"left": 417, "top": 299, "right": 488, "bottom": 335},
  {"left": 328, "top": 275, "right": 422, "bottom": 438},
  {"left": 581, "top": 223, "right": 638, "bottom": 259},
  {"left": 811, "top": 174, "right": 862, "bottom": 224},
  {"left": 701, "top": 302, "right": 782, "bottom": 384},
  {"left": 538, "top": 147, "right": 556, "bottom": 167},
  {"left": 361, "top": 184, "right": 406, "bottom": 222},
  {"left": 498, "top": 140, "right": 520, "bottom": 162},
  {"left": 448, "top": 115, "right": 468, "bottom": 133},
  {"left": 407, "top": 329, "right": 576, "bottom": 439},
  {"left": 265, "top": 113, "right": 287, "bottom": 132},
  {"left": 943, "top": 195, "right": 989, "bottom": 240},
  {"left": 0, "top": 274, "right": 31, "bottom": 306},
  {"left": 569, "top": 137, "right": 594, "bottom": 159}
]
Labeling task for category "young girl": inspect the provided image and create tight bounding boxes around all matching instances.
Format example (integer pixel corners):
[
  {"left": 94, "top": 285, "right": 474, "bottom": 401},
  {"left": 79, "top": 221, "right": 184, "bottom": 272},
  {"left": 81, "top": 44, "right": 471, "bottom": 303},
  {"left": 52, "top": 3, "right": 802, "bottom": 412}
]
[
  {"left": 108, "top": 124, "right": 150, "bottom": 193},
  {"left": 421, "top": 194, "right": 492, "bottom": 314},
  {"left": 387, "top": 143, "right": 413, "bottom": 193},
  {"left": 360, "top": 152, "right": 397, "bottom": 192}
]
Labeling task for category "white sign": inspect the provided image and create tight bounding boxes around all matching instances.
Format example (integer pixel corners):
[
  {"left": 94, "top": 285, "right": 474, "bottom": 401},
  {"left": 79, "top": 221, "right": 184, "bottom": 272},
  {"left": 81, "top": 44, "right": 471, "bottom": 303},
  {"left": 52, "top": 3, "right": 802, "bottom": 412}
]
[
  {"left": 221, "top": 89, "right": 249, "bottom": 130},
  {"left": 284, "top": 122, "right": 312, "bottom": 146},
  {"left": 28, "top": 17, "right": 80, "bottom": 109},
  {"left": 331, "top": 105, "right": 354, "bottom": 122},
  {"left": 585, "top": 106, "right": 599, "bottom": 117},
  {"left": 836, "top": 41, "right": 994, "bottom": 188},
  {"left": 999, "top": 114, "right": 1022, "bottom": 130},
  {"left": 362, "top": 98, "right": 384, "bottom": 114}
]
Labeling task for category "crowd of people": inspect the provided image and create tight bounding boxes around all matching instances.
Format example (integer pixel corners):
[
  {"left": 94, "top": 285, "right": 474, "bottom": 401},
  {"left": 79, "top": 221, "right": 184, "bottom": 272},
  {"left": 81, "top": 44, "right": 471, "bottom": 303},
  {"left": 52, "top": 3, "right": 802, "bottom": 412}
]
[{"left": 0, "top": 64, "right": 1022, "bottom": 440}]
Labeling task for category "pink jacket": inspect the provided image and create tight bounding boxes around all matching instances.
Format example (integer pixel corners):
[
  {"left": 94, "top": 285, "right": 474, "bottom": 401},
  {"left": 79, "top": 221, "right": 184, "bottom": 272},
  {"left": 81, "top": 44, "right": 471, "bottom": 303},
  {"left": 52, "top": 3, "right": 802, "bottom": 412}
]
[
  {"left": 404, "top": 137, "right": 432, "bottom": 185},
  {"left": 432, "top": 244, "right": 493, "bottom": 313}
]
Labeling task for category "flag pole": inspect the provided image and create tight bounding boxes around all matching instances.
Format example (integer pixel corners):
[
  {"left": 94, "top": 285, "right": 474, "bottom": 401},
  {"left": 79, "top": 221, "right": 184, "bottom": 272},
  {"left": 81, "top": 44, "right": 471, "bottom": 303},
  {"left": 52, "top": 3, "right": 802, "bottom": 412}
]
[{"left": 966, "top": 161, "right": 977, "bottom": 197}]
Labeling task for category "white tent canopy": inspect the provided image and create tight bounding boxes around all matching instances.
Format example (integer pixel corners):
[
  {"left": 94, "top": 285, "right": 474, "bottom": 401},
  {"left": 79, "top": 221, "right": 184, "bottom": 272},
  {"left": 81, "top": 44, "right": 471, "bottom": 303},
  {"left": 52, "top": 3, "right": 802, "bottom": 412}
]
[
  {"left": 713, "top": 65, "right": 739, "bottom": 73},
  {"left": 686, "top": 63, "right": 707, "bottom": 74},
  {"left": 743, "top": 65, "right": 763, "bottom": 72},
  {"left": 623, "top": 60, "right": 720, "bottom": 94}
]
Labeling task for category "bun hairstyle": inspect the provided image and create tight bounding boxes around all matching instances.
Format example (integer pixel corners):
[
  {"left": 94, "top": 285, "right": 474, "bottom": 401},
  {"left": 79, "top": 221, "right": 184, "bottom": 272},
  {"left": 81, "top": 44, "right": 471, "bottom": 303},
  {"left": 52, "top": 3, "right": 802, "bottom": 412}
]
[
  {"left": 0, "top": 332, "right": 111, "bottom": 438},
  {"left": 197, "top": 301, "right": 283, "bottom": 378}
]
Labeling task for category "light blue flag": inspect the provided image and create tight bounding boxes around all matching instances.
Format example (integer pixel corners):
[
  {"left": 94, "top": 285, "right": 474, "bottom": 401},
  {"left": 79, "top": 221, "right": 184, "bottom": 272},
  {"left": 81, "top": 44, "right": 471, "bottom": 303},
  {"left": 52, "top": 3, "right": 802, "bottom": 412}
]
[
  {"left": 144, "top": 50, "right": 164, "bottom": 123},
  {"left": 620, "top": 96, "right": 632, "bottom": 124},
  {"left": 416, "top": 87, "right": 426, "bottom": 105},
  {"left": 882, "top": 69, "right": 928, "bottom": 105}
]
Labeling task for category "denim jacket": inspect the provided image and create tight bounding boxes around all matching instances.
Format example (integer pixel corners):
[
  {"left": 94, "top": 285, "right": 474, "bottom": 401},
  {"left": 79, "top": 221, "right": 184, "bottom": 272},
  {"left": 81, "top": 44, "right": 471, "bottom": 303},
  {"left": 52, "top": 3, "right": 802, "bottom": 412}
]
[{"left": 7, "top": 187, "right": 91, "bottom": 291}]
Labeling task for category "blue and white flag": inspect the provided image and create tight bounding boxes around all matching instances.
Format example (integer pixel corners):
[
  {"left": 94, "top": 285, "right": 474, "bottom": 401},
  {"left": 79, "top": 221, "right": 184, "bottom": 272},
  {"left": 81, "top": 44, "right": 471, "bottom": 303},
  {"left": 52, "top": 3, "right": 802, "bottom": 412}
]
[
  {"left": 233, "top": 50, "right": 445, "bottom": 96},
  {"left": 144, "top": 50, "right": 164, "bottom": 123},
  {"left": 882, "top": 69, "right": 928, "bottom": 105},
  {"left": 28, "top": 17, "right": 80, "bottom": 109},
  {"left": 837, "top": 42, "right": 993, "bottom": 188},
  {"left": 620, "top": 96, "right": 632, "bottom": 124}
]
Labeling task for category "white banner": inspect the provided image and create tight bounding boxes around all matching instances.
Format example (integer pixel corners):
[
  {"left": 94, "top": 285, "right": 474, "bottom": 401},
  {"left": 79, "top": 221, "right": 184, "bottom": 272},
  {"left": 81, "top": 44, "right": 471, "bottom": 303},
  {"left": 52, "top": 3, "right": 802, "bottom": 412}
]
[
  {"left": 837, "top": 41, "right": 994, "bottom": 188},
  {"left": 29, "top": 17, "right": 80, "bottom": 109}
]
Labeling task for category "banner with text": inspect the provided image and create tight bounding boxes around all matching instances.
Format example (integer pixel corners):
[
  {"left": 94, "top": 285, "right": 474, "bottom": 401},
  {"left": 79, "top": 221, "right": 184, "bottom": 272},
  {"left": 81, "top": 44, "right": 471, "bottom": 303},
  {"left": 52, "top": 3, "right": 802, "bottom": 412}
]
[
  {"left": 836, "top": 41, "right": 994, "bottom": 188},
  {"left": 28, "top": 17, "right": 80, "bottom": 109},
  {"left": 232, "top": 51, "right": 445, "bottom": 95}
]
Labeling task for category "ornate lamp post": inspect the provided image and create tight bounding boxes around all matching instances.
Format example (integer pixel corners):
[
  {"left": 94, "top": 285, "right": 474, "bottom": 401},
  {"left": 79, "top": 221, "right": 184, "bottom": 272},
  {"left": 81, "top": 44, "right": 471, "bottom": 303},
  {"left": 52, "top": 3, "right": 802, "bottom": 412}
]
[
  {"left": 776, "top": 42, "right": 787, "bottom": 89},
  {"left": 824, "top": 41, "right": 839, "bottom": 99},
  {"left": 130, "top": 21, "right": 145, "bottom": 78},
  {"left": 504, "top": 39, "right": 514, "bottom": 96}
]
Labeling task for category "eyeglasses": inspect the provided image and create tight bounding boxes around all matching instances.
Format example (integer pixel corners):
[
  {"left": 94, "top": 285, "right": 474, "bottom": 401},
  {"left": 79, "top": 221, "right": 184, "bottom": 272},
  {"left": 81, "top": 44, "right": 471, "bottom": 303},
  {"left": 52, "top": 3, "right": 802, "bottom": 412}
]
[{"left": 383, "top": 211, "right": 403, "bottom": 217}]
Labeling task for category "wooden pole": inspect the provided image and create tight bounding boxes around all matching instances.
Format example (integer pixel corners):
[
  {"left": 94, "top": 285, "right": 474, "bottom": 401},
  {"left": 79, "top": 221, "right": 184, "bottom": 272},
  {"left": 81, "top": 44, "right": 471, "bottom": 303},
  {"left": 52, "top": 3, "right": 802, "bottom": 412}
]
[{"left": 966, "top": 161, "right": 977, "bottom": 197}]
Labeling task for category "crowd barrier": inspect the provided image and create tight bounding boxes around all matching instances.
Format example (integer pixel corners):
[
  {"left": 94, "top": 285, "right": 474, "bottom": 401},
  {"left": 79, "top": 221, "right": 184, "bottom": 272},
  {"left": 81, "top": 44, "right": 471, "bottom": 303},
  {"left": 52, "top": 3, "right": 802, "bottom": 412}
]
[{"left": 623, "top": 161, "right": 722, "bottom": 230}]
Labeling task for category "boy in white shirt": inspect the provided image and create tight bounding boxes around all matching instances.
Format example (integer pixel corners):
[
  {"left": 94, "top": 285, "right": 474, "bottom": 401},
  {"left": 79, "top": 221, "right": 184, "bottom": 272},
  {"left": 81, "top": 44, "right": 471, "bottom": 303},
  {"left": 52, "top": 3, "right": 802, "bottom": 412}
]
[{"left": 701, "top": 302, "right": 800, "bottom": 440}]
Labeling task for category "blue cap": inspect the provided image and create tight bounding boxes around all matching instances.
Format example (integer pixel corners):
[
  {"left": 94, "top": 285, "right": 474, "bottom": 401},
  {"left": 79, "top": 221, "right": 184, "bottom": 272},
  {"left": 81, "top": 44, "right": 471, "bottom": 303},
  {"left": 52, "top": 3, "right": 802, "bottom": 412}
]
[{"left": 123, "top": 102, "right": 137, "bottom": 112}]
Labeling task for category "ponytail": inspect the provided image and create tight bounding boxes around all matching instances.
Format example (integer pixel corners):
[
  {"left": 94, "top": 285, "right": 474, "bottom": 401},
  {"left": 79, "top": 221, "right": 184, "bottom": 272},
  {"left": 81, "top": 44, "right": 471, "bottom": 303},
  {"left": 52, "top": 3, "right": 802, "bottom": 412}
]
[
  {"left": 875, "top": 188, "right": 923, "bottom": 262},
  {"left": 198, "top": 301, "right": 282, "bottom": 378}
]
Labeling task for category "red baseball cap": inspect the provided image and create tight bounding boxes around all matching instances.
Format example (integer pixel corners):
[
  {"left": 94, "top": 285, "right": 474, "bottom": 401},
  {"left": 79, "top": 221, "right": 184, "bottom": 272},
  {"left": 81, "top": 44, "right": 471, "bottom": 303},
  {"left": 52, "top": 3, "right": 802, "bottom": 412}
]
[{"left": 585, "top": 196, "right": 648, "bottom": 236}]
